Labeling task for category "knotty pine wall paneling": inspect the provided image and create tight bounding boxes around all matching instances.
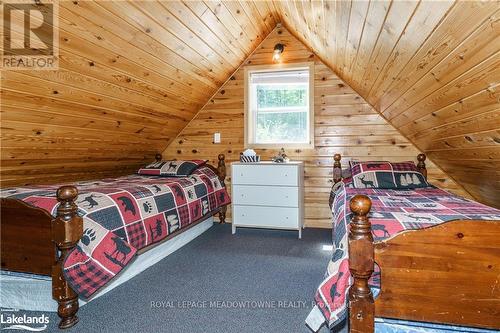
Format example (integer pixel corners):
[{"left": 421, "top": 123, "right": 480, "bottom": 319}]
[{"left": 162, "top": 28, "right": 470, "bottom": 228}]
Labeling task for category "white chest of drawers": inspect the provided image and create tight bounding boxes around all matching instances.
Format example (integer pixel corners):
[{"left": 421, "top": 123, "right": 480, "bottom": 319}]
[{"left": 231, "top": 161, "right": 304, "bottom": 239}]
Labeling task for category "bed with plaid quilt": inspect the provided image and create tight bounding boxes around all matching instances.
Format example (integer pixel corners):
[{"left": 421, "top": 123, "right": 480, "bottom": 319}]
[
  {"left": 0, "top": 166, "right": 230, "bottom": 298},
  {"left": 306, "top": 183, "right": 500, "bottom": 332}
]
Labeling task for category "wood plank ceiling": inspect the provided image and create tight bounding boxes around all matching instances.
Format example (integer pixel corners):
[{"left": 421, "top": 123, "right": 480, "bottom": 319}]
[{"left": 1, "top": 1, "right": 498, "bottom": 208}]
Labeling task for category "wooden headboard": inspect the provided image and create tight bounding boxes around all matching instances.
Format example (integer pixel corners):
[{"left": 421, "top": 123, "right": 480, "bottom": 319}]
[{"left": 332, "top": 153, "right": 428, "bottom": 185}]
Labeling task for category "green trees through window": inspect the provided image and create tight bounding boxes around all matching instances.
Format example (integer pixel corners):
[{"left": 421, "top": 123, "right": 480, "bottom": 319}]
[
  {"left": 255, "top": 84, "right": 308, "bottom": 143},
  {"left": 256, "top": 84, "right": 307, "bottom": 108},
  {"left": 256, "top": 112, "right": 307, "bottom": 143}
]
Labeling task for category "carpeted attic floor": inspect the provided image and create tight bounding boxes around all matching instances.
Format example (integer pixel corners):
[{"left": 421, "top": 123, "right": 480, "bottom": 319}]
[{"left": 11, "top": 224, "right": 347, "bottom": 333}]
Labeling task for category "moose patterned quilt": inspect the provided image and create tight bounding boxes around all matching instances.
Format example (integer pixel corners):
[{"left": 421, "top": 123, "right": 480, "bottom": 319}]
[
  {"left": 307, "top": 183, "right": 500, "bottom": 331},
  {"left": 0, "top": 166, "right": 230, "bottom": 298}
]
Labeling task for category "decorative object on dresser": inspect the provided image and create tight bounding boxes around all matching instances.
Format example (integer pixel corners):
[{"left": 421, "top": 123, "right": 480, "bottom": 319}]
[
  {"left": 271, "top": 147, "right": 290, "bottom": 163},
  {"left": 231, "top": 161, "right": 304, "bottom": 239},
  {"left": 239, "top": 149, "right": 260, "bottom": 163}
]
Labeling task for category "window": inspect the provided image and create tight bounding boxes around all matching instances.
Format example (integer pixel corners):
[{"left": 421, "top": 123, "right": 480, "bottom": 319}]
[{"left": 244, "top": 63, "right": 314, "bottom": 148}]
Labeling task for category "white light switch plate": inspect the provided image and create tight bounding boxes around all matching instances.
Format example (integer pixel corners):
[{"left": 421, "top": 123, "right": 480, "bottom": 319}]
[{"left": 214, "top": 132, "right": 221, "bottom": 144}]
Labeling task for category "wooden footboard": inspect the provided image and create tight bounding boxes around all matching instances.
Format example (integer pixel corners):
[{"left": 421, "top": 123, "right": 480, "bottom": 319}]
[
  {"left": 1, "top": 199, "right": 55, "bottom": 275},
  {"left": 1, "top": 185, "right": 83, "bottom": 329},
  {"left": 348, "top": 195, "right": 500, "bottom": 332},
  {"left": 375, "top": 218, "right": 500, "bottom": 328}
]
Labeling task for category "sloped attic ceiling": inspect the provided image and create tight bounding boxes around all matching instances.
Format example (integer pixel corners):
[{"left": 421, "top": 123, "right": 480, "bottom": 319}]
[{"left": 1, "top": 1, "right": 498, "bottom": 208}]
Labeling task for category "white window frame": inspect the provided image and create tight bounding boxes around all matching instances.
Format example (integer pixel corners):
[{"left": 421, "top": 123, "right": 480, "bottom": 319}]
[{"left": 244, "top": 62, "right": 314, "bottom": 149}]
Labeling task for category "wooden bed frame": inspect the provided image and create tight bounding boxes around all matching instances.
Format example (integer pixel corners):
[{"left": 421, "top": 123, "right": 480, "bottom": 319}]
[
  {"left": 0, "top": 153, "right": 228, "bottom": 329},
  {"left": 331, "top": 153, "right": 500, "bottom": 332}
]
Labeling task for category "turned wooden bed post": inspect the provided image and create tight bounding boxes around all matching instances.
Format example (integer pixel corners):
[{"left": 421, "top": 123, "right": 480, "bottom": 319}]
[
  {"left": 217, "top": 154, "right": 227, "bottom": 224},
  {"left": 348, "top": 195, "right": 374, "bottom": 333},
  {"left": 52, "top": 185, "right": 83, "bottom": 329},
  {"left": 417, "top": 153, "right": 427, "bottom": 180},
  {"left": 333, "top": 154, "right": 342, "bottom": 184}
]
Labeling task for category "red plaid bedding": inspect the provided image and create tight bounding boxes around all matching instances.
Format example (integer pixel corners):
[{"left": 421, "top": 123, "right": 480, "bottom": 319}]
[
  {"left": 309, "top": 183, "right": 500, "bottom": 331},
  {"left": 0, "top": 166, "right": 230, "bottom": 298}
]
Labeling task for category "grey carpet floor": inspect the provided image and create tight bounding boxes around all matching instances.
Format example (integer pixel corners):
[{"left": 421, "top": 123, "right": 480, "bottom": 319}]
[{"left": 11, "top": 224, "right": 347, "bottom": 333}]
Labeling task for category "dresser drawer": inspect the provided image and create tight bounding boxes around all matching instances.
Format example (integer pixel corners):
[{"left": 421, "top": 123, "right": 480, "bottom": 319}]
[
  {"left": 232, "top": 164, "right": 298, "bottom": 186},
  {"left": 233, "top": 205, "right": 299, "bottom": 229},
  {"left": 232, "top": 185, "right": 298, "bottom": 207}
]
